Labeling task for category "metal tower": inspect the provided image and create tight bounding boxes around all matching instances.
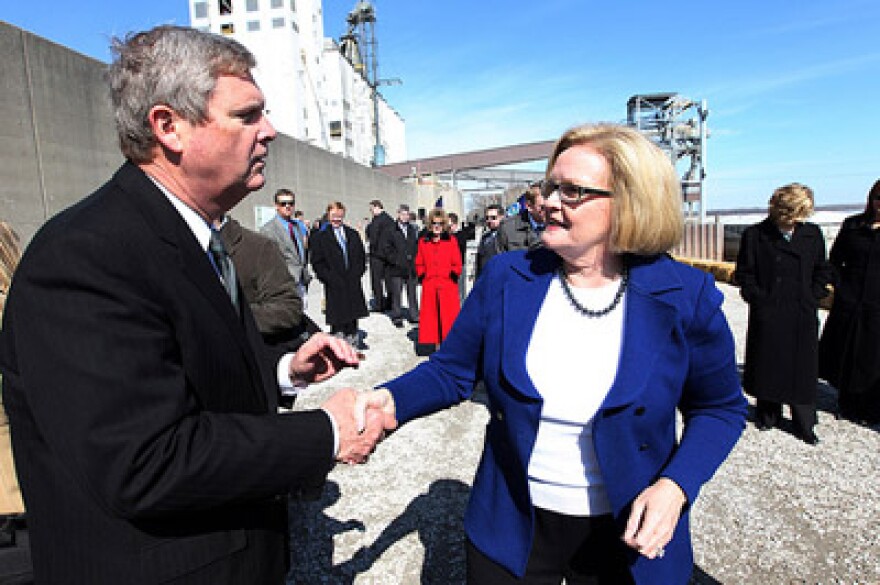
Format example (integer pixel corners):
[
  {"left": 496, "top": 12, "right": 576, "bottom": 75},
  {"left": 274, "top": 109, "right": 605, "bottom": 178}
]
[
  {"left": 339, "top": 1, "right": 386, "bottom": 166},
  {"left": 627, "top": 93, "right": 709, "bottom": 221}
]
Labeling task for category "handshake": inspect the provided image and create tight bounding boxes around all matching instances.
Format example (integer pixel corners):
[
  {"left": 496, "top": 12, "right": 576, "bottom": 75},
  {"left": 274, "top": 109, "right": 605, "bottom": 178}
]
[
  {"left": 286, "top": 332, "right": 399, "bottom": 465},
  {"left": 321, "top": 388, "right": 397, "bottom": 465}
]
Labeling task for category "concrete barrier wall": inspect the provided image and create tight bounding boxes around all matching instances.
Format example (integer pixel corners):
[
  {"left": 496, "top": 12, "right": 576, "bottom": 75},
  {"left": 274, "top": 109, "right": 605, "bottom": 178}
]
[{"left": 0, "top": 21, "right": 416, "bottom": 244}]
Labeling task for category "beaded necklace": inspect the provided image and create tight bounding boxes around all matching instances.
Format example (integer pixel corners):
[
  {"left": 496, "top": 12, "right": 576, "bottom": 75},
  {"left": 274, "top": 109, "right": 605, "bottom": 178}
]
[{"left": 557, "top": 266, "right": 629, "bottom": 318}]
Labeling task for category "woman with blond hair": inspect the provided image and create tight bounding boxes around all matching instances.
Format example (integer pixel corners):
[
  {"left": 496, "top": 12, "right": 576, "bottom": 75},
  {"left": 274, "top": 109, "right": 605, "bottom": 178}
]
[
  {"left": 735, "top": 183, "right": 834, "bottom": 444},
  {"left": 359, "top": 124, "right": 746, "bottom": 584},
  {"left": 415, "top": 208, "right": 462, "bottom": 350}
]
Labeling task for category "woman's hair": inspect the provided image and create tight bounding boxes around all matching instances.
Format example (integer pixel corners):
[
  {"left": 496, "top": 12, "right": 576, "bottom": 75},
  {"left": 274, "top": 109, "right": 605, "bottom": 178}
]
[
  {"left": 546, "top": 123, "right": 684, "bottom": 255},
  {"left": 768, "top": 183, "right": 814, "bottom": 226},
  {"left": 863, "top": 179, "right": 880, "bottom": 217},
  {"left": 0, "top": 222, "right": 22, "bottom": 315},
  {"left": 427, "top": 208, "right": 449, "bottom": 231},
  {"left": 108, "top": 25, "right": 256, "bottom": 163}
]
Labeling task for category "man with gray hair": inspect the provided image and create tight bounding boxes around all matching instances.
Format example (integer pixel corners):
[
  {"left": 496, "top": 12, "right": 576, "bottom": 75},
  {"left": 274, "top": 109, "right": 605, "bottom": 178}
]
[{"left": 0, "top": 26, "right": 391, "bottom": 584}]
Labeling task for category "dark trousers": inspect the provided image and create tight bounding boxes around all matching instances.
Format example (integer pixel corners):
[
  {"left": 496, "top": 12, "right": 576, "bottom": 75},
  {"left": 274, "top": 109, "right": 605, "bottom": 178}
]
[
  {"left": 755, "top": 399, "right": 816, "bottom": 437},
  {"left": 368, "top": 257, "right": 389, "bottom": 310},
  {"left": 389, "top": 275, "right": 419, "bottom": 321},
  {"left": 330, "top": 321, "right": 358, "bottom": 337},
  {"left": 466, "top": 508, "right": 634, "bottom": 585}
]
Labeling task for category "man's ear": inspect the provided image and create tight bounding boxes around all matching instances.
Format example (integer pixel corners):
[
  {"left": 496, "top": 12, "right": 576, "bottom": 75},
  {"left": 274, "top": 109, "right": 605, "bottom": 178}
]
[{"left": 147, "top": 105, "right": 186, "bottom": 154}]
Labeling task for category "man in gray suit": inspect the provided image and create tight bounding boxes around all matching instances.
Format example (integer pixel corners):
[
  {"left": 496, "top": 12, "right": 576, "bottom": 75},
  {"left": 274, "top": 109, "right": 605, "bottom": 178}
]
[{"left": 261, "top": 188, "right": 312, "bottom": 304}]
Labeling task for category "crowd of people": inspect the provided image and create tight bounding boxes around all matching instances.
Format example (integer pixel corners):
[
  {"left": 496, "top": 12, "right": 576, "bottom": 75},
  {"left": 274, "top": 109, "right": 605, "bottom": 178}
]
[{"left": 0, "top": 23, "right": 877, "bottom": 585}]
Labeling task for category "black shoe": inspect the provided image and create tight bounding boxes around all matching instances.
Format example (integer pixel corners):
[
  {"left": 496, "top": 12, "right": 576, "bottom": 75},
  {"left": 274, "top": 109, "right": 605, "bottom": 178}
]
[
  {"left": 756, "top": 423, "right": 772, "bottom": 431},
  {"left": 801, "top": 432, "right": 820, "bottom": 446},
  {"left": 392, "top": 319, "right": 404, "bottom": 328}
]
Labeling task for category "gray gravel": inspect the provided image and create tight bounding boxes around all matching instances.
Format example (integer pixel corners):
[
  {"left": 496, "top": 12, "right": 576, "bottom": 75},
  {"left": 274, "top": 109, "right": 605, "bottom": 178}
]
[{"left": 286, "top": 279, "right": 880, "bottom": 584}]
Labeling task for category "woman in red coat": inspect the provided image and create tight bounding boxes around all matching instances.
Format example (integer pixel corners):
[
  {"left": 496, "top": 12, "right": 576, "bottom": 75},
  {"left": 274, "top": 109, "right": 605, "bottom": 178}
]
[{"left": 416, "top": 209, "right": 462, "bottom": 348}]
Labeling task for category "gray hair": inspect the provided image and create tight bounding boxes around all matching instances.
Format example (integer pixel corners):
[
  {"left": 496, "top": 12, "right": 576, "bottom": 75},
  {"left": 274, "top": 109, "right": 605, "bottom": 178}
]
[{"left": 108, "top": 25, "right": 256, "bottom": 163}]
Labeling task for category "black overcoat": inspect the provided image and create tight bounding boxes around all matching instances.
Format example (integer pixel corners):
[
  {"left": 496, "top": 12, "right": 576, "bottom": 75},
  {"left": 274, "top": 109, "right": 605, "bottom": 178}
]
[
  {"left": 309, "top": 225, "right": 368, "bottom": 326},
  {"left": 819, "top": 214, "right": 880, "bottom": 404},
  {"left": 735, "top": 219, "right": 833, "bottom": 403},
  {"left": 383, "top": 222, "right": 419, "bottom": 278}
]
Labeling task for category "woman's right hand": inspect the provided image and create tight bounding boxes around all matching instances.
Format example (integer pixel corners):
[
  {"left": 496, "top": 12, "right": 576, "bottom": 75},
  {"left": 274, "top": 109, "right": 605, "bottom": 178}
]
[{"left": 354, "top": 389, "right": 398, "bottom": 436}]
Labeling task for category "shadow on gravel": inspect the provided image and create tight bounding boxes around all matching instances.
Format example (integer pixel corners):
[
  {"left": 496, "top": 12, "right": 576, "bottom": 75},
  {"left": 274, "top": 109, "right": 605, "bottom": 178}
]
[
  {"left": 690, "top": 564, "right": 722, "bottom": 584},
  {"left": 288, "top": 479, "right": 470, "bottom": 584}
]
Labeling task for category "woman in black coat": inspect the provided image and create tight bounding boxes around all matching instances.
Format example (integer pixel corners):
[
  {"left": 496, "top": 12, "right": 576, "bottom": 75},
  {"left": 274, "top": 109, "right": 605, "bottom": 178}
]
[
  {"left": 735, "top": 183, "right": 834, "bottom": 444},
  {"left": 309, "top": 201, "right": 368, "bottom": 348},
  {"left": 819, "top": 179, "right": 880, "bottom": 426}
]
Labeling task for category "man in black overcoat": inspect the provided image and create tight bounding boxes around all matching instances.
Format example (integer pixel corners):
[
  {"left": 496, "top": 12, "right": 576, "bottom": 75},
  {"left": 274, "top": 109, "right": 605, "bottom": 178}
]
[
  {"left": 384, "top": 205, "right": 420, "bottom": 327},
  {"left": 310, "top": 202, "right": 369, "bottom": 348},
  {"left": 365, "top": 199, "right": 395, "bottom": 311}
]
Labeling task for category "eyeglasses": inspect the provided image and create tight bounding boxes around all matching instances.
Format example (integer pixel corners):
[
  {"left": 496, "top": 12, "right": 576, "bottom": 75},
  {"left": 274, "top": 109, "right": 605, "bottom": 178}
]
[
  {"left": 431, "top": 221, "right": 445, "bottom": 227},
  {"left": 541, "top": 180, "right": 612, "bottom": 204},
  {"left": 276, "top": 200, "right": 295, "bottom": 208}
]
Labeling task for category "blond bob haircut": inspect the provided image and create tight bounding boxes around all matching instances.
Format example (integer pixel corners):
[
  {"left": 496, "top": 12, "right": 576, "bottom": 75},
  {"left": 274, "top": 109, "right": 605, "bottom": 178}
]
[
  {"left": 768, "top": 183, "right": 814, "bottom": 227},
  {"left": 546, "top": 123, "right": 683, "bottom": 255},
  {"left": 427, "top": 208, "right": 450, "bottom": 231}
]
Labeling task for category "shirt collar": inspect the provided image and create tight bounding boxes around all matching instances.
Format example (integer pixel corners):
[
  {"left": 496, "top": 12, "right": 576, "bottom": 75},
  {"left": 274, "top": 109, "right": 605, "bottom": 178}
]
[{"left": 147, "top": 176, "right": 212, "bottom": 252}]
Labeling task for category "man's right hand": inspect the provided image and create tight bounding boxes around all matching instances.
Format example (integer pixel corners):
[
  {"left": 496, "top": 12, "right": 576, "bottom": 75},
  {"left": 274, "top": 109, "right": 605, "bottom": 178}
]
[{"left": 321, "top": 388, "right": 393, "bottom": 464}]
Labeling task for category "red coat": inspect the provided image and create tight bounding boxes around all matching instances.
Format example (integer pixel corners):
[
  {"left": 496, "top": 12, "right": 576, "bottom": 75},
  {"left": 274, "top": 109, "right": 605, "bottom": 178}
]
[{"left": 415, "top": 234, "right": 462, "bottom": 344}]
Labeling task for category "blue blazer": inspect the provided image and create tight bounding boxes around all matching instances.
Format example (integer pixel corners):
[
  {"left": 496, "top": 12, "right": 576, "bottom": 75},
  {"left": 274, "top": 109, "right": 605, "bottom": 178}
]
[{"left": 384, "top": 248, "right": 747, "bottom": 584}]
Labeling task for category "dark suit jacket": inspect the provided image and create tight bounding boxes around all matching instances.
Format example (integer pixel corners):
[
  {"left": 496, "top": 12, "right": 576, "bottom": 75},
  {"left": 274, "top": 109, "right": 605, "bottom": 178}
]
[
  {"left": 221, "top": 216, "right": 304, "bottom": 336},
  {"left": 0, "top": 162, "right": 335, "bottom": 584},
  {"left": 383, "top": 249, "right": 747, "bottom": 584},
  {"left": 383, "top": 222, "right": 419, "bottom": 279}
]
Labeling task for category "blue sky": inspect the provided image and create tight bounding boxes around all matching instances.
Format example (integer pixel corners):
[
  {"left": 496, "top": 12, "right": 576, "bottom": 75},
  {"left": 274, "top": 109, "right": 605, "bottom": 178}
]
[{"left": 3, "top": 0, "right": 879, "bottom": 210}]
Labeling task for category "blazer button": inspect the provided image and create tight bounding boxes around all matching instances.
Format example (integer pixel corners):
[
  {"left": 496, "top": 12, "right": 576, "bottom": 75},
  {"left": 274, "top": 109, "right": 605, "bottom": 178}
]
[
  {"left": 639, "top": 443, "right": 650, "bottom": 451},
  {"left": 634, "top": 406, "right": 646, "bottom": 416},
  {"left": 496, "top": 411, "right": 504, "bottom": 421}
]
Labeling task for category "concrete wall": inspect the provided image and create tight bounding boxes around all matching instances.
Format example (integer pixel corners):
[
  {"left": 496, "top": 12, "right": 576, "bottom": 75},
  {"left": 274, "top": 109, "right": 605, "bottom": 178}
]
[{"left": 0, "top": 20, "right": 416, "bottom": 245}]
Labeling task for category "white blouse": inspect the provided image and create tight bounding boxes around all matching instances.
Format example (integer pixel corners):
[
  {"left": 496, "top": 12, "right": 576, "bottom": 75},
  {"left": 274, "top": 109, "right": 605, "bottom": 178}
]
[{"left": 525, "top": 273, "right": 625, "bottom": 516}]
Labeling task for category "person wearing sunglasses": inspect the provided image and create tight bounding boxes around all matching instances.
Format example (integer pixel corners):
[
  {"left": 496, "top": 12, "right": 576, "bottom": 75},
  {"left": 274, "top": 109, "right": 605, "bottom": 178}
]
[
  {"left": 475, "top": 203, "right": 504, "bottom": 279},
  {"left": 819, "top": 179, "right": 880, "bottom": 427},
  {"left": 357, "top": 123, "right": 747, "bottom": 584},
  {"left": 261, "top": 188, "right": 312, "bottom": 305},
  {"left": 414, "top": 208, "right": 462, "bottom": 352}
]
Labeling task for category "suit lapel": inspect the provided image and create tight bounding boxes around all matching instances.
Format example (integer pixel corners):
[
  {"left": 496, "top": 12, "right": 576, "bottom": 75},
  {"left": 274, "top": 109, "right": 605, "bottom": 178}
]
[
  {"left": 603, "top": 257, "right": 680, "bottom": 408},
  {"left": 499, "top": 256, "right": 555, "bottom": 400},
  {"left": 114, "top": 164, "right": 267, "bottom": 408}
]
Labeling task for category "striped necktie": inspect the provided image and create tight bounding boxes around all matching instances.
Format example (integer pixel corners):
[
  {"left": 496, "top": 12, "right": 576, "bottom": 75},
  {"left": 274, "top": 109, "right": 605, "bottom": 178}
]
[
  {"left": 209, "top": 229, "right": 239, "bottom": 311},
  {"left": 335, "top": 227, "right": 349, "bottom": 267}
]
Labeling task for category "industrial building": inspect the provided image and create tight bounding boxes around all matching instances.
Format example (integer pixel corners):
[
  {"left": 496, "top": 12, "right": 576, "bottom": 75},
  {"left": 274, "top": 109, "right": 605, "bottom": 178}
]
[{"left": 188, "top": 0, "right": 406, "bottom": 166}]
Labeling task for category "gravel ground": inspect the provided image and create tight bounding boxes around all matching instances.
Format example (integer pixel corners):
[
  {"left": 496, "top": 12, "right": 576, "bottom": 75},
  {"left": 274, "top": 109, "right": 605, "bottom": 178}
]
[{"left": 286, "top": 279, "right": 880, "bottom": 585}]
